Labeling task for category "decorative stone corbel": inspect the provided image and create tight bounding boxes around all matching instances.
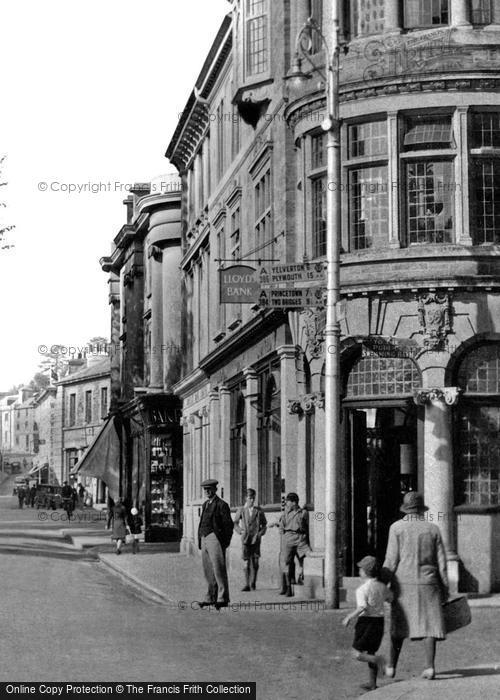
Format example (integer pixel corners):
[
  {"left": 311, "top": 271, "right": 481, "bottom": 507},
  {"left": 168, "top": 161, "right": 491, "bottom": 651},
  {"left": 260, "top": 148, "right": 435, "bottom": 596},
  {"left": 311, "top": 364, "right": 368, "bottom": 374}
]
[{"left": 413, "top": 387, "right": 461, "bottom": 406}]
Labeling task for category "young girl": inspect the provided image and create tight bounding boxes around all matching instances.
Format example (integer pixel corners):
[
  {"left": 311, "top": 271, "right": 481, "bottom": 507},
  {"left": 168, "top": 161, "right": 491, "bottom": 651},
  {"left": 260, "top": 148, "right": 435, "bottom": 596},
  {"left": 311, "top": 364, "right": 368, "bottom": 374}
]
[
  {"left": 342, "top": 555, "right": 393, "bottom": 692},
  {"left": 128, "top": 507, "right": 143, "bottom": 554}
]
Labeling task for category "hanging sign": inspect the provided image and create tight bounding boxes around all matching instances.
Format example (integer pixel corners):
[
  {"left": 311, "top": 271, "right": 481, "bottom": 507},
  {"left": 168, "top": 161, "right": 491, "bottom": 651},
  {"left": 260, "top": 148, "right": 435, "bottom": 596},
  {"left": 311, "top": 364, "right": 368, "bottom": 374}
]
[
  {"left": 219, "top": 265, "right": 261, "bottom": 304},
  {"left": 258, "top": 286, "right": 326, "bottom": 308},
  {"left": 259, "top": 261, "right": 326, "bottom": 286}
]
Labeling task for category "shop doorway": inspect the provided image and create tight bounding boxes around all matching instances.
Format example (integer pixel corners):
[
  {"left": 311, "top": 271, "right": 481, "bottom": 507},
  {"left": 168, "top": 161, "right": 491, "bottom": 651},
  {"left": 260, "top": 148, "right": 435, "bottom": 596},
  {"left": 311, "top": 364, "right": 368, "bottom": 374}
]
[{"left": 345, "top": 403, "right": 419, "bottom": 575}]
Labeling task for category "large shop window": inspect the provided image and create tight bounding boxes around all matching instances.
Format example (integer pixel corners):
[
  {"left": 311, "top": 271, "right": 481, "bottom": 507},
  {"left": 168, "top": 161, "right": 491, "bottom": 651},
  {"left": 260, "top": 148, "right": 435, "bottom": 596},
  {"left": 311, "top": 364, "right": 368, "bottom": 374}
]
[
  {"left": 346, "top": 356, "right": 422, "bottom": 398},
  {"left": 456, "top": 344, "right": 500, "bottom": 506},
  {"left": 350, "top": 0, "right": 385, "bottom": 37},
  {"left": 404, "top": 0, "right": 449, "bottom": 28},
  {"left": 246, "top": 0, "right": 269, "bottom": 77},
  {"left": 230, "top": 389, "right": 247, "bottom": 506},
  {"left": 258, "top": 363, "right": 281, "bottom": 506},
  {"left": 470, "top": 112, "right": 500, "bottom": 245}
]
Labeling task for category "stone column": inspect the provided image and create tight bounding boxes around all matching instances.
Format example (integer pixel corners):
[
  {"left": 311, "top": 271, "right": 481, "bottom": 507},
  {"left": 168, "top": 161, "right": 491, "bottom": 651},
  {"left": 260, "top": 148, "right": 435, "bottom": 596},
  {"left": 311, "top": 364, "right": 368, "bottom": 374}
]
[
  {"left": 209, "top": 390, "right": 220, "bottom": 475},
  {"left": 243, "top": 368, "right": 259, "bottom": 497},
  {"left": 387, "top": 111, "right": 400, "bottom": 248},
  {"left": 454, "top": 107, "right": 472, "bottom": 245},
  {"left": 278, "top": 346, "right": 298, "bottom": 494},
  {"left": 450, "top": 0, "right": 471, "bottom": 27},
  {"left": 219, "top": 386, "right": 231, "bottom": 493},
  {"left": 148, "top": 246, "right": 163, "bottom": 389},
  {"left": 385, "top": 0, "right": 402, "bottom": 32},
  {"left": 414, "top": 387, "right": 461, "bottom": 591}
]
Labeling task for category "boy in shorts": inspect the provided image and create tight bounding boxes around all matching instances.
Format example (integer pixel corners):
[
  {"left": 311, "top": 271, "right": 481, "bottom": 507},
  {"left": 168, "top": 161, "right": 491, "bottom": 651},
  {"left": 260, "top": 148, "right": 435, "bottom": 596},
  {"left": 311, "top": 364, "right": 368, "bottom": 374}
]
[{"left": 342, "top": 555, "right": 392, "bottom": 692}]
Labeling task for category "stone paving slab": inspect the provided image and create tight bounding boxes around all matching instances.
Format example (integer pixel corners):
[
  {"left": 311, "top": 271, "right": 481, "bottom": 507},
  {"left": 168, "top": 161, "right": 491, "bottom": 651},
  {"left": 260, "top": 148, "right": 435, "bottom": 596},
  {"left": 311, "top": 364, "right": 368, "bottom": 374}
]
[{"left": 364, "top": 665, "right": 500, "bottom": 699}]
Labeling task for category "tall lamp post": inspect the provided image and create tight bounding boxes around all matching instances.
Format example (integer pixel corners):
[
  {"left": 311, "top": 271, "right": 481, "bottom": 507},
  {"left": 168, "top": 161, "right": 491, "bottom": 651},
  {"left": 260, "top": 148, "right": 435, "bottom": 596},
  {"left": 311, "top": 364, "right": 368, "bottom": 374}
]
[{"left": 289, "top": 1, "right": 342, "bottom": 609}]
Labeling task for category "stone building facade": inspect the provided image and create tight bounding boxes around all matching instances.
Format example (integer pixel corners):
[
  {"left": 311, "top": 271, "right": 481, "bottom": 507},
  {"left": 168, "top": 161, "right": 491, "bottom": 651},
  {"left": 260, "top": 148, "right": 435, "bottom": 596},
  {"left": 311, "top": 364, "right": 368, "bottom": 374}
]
[
  {"left": 167, "top": 0, "right": 500, "bottom": 595},
  {"left": 97, "top": 177, "right": 183, "bottom": 541},
  {"left": 58, "top": 356, "right": 110, "bottom": 500}
]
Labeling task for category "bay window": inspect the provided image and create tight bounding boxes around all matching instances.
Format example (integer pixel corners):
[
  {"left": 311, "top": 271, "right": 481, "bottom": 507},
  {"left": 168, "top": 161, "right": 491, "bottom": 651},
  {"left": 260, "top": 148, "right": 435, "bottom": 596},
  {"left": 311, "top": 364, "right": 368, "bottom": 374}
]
[
  {"left": 404, "top": 0, "right": 449, "bottom": 28},
  {"left": 470, "top": 112, "right": 500, "bottom": 244}
]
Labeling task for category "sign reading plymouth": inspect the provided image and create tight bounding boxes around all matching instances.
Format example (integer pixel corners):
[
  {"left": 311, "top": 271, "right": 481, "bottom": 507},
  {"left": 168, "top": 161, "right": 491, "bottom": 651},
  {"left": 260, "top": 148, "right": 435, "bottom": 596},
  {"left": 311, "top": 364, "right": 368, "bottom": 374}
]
[{"left": 219, "top": 265, "right": 260, "bottom": 304}]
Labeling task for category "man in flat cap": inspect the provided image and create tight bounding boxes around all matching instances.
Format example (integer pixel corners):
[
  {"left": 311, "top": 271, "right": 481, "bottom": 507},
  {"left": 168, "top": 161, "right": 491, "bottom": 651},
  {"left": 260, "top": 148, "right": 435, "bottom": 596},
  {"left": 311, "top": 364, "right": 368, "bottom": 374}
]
[
  {"left": 270, "top": 492, "right": 310, "bottom": 597},
  {"left": 233, "top": 488, "right": 267, "bottom": 591},
  {"left": 197, "top": 479, "right": 234, "bottom": 608}
]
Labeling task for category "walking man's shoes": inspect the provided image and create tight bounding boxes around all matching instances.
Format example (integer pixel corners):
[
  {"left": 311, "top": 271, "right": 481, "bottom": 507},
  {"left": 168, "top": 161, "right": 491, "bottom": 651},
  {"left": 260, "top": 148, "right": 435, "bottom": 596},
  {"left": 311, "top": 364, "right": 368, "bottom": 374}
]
[
  {"left": 215, "top": 601, "right": 229, "bottom": 610},
  {"left": 241, "top": 585, "right": 251, "bottom": 592},
  {"left": 198, "top": 601, "right": 215, "bottom": 608}
]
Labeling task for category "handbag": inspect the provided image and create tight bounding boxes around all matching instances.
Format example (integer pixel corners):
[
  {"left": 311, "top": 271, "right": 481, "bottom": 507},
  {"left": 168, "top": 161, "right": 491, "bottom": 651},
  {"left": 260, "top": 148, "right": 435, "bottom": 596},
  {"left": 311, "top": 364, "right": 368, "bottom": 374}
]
[
  {"left": 442, "top": 596, "right": 471, "bottom": 634},
  {"left": 125, "top": 529, "right": 134, "bottom": 545}
]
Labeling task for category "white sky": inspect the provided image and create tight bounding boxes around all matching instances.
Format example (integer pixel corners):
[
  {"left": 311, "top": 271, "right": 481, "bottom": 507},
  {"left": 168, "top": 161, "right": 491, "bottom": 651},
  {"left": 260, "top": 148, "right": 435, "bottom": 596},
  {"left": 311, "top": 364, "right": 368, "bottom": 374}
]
[{"left": 0, "top": 0, "right": 229, "bottom": 391}]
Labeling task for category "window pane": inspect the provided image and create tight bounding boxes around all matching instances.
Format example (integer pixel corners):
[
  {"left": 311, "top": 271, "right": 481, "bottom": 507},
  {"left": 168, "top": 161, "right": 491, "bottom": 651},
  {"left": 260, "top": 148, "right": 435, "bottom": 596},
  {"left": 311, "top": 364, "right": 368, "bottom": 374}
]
[
  {"left": 458, "top": 404, "right": 500, "bottom": 506},
  {"left": 346, "top": 356, "right": 421, "bottom": 397},
  {"left": 404, "top": 0, "right": 448, "bottom": 28},
  {"left": 471, "top": 112, "right": 500, "bottom": 148},
  {"left": 406, "top": 161, "right": 454, "bottom": 244},
  {"left": 312, "top": 177, "right": 327, "bottom": 258},
  {"left": 349, "top": 166, "right": 388, "bottom": 251},
  {"left": 458, "top": 344, "right": 500, "bottom": 394},
  {"left": 309, "top": 0, "right": 323, "bottom": 53},
  {"left": 404, "top": 118, "right": 452, "bottom": 149},
  {"left": 349, "top": 121, "right": 387, "bottom": 158},
  {"left": 311, "top": 133, "right": 325, "bottom": 169},
  {"left": 247, "top": 2, "right": 268, "bottom": 77},
  {"left": 471, "top": 0, "right": 491, "bottom": 24},
  {"left": 471, "top": 160, "right": 500, "bottom": 244},
  {"left": 351, "top": 0, "right": 385, "bottom": 37}
]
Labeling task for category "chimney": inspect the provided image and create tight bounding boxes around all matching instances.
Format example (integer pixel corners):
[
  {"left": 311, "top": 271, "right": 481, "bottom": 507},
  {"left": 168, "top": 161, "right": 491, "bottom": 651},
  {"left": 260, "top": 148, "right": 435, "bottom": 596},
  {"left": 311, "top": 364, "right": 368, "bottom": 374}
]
[{"left": 67, "top": 358, "right": 86, "bottom": 375}]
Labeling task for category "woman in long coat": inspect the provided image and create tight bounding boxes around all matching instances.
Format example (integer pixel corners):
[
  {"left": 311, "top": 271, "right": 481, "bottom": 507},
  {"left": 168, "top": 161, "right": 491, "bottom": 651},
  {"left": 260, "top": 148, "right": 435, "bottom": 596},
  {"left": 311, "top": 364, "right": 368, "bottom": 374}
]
[
  {"left": 111, "top": 497, "right": 128, "bottom": 554},
  {"left": 382, "top": 491, "right": 449, "bottom": 680}
]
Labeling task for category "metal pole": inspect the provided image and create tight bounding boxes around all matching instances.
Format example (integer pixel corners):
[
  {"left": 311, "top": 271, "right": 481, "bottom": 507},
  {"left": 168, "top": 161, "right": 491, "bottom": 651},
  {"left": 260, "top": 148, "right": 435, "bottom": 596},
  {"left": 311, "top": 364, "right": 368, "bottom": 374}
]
[{"left": 324, "top": 0, "right": 341, "bottom": 610}]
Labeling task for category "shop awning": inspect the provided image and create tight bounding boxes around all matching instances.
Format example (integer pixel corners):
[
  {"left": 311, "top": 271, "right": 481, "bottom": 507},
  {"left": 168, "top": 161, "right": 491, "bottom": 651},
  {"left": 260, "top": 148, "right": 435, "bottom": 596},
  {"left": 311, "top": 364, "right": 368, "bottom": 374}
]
[
  {"left": 28, "top": 463, "right": 49, "bottom": 475},
  {"left": 72, "top": 416, "right": 121, "bottom": 500}
]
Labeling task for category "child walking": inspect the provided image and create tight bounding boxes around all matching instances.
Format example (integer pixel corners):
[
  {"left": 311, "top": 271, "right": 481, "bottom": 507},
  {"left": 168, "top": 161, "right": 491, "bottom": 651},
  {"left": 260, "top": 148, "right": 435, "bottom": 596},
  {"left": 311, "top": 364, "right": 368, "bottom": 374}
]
[
  {"left": 128, "top": 507, "right": 143, "bottom": 554},
  {"left": 342, "top": 555, "right": 393, "bottom": 692}
]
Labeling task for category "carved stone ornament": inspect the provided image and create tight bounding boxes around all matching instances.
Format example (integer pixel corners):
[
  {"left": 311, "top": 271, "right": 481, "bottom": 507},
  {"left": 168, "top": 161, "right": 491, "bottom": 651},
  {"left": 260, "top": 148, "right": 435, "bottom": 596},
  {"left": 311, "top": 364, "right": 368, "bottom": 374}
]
[
  {"left": 287, "top": 392, "right": 325, "bottom": 415},
  {"left": 302, "top": 308, "right": 326, "bottom": 359},
  {"left": 413, "top": 387, "right": 461, "bottom": 406},
  {"left": 417, "top": 292, "right": 453, "bottom": 349},
  {"left": 148, "top": 245, "right": 163, "bottom": 262}
]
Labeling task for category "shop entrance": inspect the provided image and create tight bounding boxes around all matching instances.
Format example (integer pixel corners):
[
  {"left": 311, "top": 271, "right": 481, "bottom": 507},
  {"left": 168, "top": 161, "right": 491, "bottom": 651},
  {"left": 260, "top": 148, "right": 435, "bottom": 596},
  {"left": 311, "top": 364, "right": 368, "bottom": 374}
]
[{"left": 345, "top": 403, "right": 419, "bottom": 575}]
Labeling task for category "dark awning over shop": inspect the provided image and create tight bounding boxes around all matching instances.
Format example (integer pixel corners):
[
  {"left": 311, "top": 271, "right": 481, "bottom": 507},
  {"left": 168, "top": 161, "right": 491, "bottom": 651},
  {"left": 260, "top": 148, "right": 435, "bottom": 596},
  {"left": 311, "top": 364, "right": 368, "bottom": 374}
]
[{"left": 73, "top": 416, "right": 121, "bottom": 499}]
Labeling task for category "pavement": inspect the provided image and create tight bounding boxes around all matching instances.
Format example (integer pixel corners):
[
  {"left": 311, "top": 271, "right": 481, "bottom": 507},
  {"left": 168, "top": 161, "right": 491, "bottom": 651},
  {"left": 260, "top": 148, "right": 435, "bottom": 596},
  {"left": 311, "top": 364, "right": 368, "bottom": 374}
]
[{"left": 2, "top": 494, "right": 500, "bottom": 698}]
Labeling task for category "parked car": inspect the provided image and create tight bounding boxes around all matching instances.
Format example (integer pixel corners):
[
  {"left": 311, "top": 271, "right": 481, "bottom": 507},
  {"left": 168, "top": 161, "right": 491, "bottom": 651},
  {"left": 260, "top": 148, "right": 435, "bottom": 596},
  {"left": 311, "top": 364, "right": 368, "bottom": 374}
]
[{"left": 35, "top": 485, "right": 63, "bottom": 510}]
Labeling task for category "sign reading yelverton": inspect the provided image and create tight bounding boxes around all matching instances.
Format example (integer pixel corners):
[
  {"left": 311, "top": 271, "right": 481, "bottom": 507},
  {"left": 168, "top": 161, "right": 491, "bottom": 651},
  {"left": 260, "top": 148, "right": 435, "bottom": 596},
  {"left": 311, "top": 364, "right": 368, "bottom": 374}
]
[{"left": 219, "top": 265, "right": 260, "bottom": 304}]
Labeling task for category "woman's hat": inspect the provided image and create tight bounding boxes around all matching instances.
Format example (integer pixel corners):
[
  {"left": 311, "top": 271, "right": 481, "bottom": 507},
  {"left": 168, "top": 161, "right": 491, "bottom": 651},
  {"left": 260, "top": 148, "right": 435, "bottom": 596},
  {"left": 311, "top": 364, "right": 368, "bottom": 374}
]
[
  {"left": 285, "top": 492, "right": 299, "bottom": 503},
  {"left": 131, "top": 507, "right": 138, "bottom": 515},
  {"left": 400, "top": 491, "right": 429, "bottom": 513}
]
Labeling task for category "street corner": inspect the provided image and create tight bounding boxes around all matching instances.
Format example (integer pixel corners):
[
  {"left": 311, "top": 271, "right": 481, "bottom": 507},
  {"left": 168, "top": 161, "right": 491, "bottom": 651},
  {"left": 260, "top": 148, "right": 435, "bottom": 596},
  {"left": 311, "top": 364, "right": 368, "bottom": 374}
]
[{"left": 364, "top": 665, "right": 500, "bottom": 699}]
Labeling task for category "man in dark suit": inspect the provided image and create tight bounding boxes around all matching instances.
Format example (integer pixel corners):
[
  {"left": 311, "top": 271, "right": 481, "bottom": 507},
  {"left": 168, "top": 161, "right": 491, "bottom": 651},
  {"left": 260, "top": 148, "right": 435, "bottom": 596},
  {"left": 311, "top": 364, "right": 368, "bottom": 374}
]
[
  {"left": 197, "top": 479, "right": 234, "bottom": 609},
  {"left": 234, "top": 488, "right": 267, "bottom": 591}
]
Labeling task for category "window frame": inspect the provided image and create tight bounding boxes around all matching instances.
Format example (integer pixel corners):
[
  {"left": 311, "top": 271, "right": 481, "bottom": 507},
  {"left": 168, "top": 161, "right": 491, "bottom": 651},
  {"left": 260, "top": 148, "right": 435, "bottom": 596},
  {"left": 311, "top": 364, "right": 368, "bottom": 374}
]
[
  {"left": 403, "top": 0, "right": 449, "bottom": 30},
  {"left": 245, "top": 0, "right": 270, "bottom": 80},
  {"left": 68, "top": 393, "right": 76, "bottom": 427},
  {"left": 230, "top": 385, "right": 247, "bottom": 507},
  {"left": 257, "top": 359, "right": 282, "bottom": 507}
]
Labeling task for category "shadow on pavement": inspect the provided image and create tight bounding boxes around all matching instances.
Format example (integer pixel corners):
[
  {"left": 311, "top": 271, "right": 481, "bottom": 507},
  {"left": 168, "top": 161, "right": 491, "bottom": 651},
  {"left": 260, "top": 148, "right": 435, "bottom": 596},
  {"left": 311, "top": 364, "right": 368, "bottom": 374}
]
[
  {"left": 0, "top": 542, "right": 97, "bottom": 561},
  {"left": 437, "top": 666, "right": 500, "bottom": 679}
]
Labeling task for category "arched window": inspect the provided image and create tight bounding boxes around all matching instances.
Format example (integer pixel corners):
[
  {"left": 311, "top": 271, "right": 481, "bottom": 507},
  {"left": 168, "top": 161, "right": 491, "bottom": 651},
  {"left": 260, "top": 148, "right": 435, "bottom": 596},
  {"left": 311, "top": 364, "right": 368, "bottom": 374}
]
[
  {"left": 346, "top": 356, "right": 421, "bottom": 398},
  {"left": 258, "top": 363, "right": 281, "bottom": 505},
  {"left": 456, "top": 343, "right": 500, "bottom": 506},
  {"left": 230, "top": 389, "right": 247, "bottom": 506}
]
